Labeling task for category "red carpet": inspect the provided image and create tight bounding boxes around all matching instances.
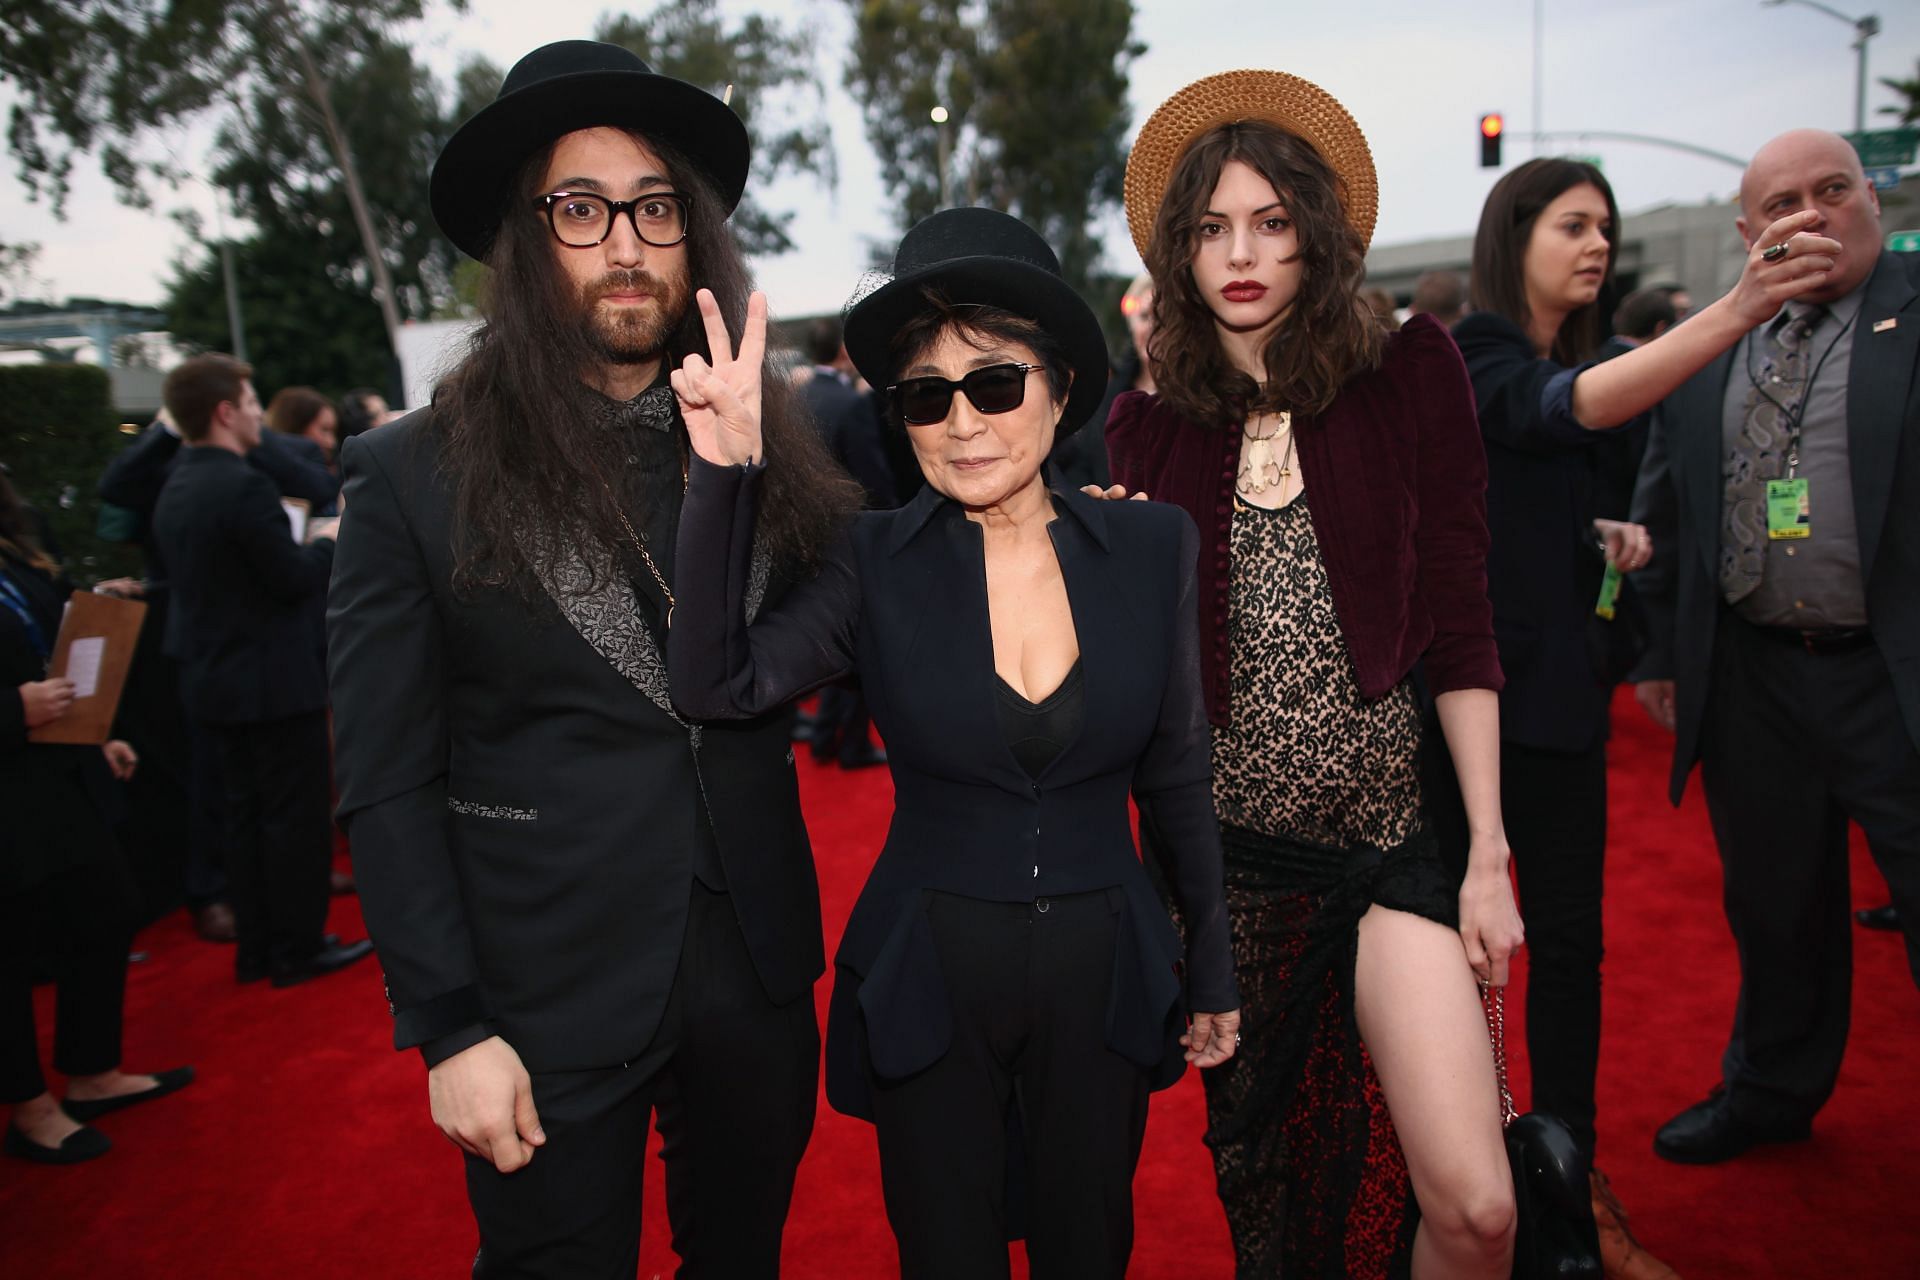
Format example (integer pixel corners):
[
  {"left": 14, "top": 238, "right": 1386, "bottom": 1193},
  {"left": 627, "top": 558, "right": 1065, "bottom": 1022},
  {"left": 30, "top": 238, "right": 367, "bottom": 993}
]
[{"left": 3, "top": 686, "right": 1915, "bottom": 1277}]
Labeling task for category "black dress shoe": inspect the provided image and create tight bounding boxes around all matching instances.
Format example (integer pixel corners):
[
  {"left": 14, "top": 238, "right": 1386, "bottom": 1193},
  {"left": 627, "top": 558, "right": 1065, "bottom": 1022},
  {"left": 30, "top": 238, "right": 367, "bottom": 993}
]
[
  {"left": 63, "top": 1066, "right": 195, "bottom": 1122},
  {"left": 270, "top": 937, "right": 374, "bottom": 988},
  {"left": 1856, "top": 903, "right": 1900, "bottom": 931},
  {"left": 838, "top": 744, "right": 889, "bottom": 770},
  {"left": 4, "top": 1123, "right": 111, "bottom": 1165},
  {"left": 239, "top": 935, "right": 340, "bottom": 984},
  {"left": 1653, "top": 1089, "right": 1811, "bottom": 1165}
]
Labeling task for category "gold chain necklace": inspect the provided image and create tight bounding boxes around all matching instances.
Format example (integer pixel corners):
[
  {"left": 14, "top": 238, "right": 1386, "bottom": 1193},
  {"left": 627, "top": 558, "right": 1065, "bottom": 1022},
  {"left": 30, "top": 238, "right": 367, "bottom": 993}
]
[
  {"left": 1236, "top": 410, "right": 1295, "bottom": 499},
  {"left": 605, "top": 455, "right": 689, "bottom": 629}
]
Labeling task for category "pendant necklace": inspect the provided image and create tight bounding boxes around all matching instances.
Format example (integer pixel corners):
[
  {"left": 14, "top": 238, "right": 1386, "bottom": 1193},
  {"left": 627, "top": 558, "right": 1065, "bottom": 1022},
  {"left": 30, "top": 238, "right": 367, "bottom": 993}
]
[{"left": 1237, "top": 410, "right": 1295, "bottom": 500}]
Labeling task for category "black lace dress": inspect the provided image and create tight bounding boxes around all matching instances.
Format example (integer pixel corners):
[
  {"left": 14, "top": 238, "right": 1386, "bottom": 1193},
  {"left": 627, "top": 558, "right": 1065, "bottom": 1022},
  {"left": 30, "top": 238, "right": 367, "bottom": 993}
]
[{"left": 1201, "top": 494, "right": 1456, "bottom": 1280}]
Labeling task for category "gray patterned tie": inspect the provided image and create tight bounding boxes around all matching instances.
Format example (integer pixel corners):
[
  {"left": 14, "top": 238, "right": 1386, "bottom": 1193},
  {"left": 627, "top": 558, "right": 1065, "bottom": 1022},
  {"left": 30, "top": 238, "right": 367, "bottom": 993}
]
[{"left": 1720, "top": 305, "right": 1824, "bottom": 603}]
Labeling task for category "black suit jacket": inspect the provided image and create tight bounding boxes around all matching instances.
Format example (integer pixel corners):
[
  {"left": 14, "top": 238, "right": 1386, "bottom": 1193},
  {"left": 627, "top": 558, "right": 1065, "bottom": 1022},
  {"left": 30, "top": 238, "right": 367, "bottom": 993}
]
[
  {"left": 151, "top": 447, "right": 334, "bottom": 724},
  {"left": 100, "top": 421, "right": 340, "bottom": 594},
  {"left": 800, "top": 369, "right": 897, "bottom": 508},
  {"left": 669, "top": 461, "right": 1236, "bottom": 1119},
  {"left": 327, "top": 413, "right": 822, "bottom": 1072},
  {"left": 1632, "top": 250, "right": 1920, "bottom": 802}
]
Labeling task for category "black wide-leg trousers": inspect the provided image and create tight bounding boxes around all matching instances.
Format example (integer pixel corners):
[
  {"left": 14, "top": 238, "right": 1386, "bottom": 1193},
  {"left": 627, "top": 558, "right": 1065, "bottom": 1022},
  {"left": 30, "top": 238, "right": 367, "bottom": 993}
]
[
  {"left": 466, "top": 882, "right": 819, "bottom": 1280},
  {"left": 867, "top": 889, "right": 1151, "bottom": 1280},
  {"left": 0, "top": 855, "right": 142, "bottom": 1103}
]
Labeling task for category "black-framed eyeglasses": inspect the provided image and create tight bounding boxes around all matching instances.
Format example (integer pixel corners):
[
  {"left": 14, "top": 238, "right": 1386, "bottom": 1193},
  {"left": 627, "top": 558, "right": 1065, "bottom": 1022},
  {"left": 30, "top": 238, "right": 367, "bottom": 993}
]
[
  {"left": 535, "top": 190, "right": 691, "bottom": 248},
  {"left": 888, "top": 363, "right": 1043, "bottom": 426}
]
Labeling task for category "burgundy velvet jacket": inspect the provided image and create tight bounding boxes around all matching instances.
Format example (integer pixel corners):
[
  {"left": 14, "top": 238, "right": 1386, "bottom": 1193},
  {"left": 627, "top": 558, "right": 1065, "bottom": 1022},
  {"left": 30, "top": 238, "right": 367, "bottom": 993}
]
[{"left": 1107, "top": 313, "right": 1503, "bottom": 726}]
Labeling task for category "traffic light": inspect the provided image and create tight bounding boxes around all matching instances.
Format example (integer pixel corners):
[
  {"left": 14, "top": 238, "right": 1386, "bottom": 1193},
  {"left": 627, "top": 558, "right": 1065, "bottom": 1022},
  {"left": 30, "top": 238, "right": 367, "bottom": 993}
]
[{"left": 1480, "top": 113, "right": 1504, "bottom": 168}]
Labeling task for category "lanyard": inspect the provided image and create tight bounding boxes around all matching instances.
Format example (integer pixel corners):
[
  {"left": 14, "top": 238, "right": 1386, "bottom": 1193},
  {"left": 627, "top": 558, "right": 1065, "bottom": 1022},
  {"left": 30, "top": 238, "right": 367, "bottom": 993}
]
[
  {"left": 0, "top": 570, "right": 50, "bottom": 665},
  {"left": 1742, "top": 308, "right": 1855, "bottom": 477}
]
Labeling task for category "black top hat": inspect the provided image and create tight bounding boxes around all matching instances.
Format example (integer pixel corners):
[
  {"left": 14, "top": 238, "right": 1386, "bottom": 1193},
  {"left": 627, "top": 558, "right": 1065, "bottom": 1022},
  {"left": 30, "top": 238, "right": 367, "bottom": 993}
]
[
  {"left": 430, "top": 40, "right": 750, "bottom": 262},
  {"left": 843, "top": 208, "right": 1109, "bottom": 439}
]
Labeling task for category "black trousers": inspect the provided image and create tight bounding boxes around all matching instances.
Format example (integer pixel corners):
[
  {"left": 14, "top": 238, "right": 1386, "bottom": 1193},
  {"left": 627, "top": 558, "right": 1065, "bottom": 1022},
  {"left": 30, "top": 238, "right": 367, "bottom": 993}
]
[
  {"left": 208, "top": 710, "right": 333, "bottom": 977},
  {"left": 466, "top": 883, "right": 819, "bottom": 1280},
  {"left": 0, "top": 856, "right": 141, "bottom": 1103},
  {"left": 1697, "top": 616, "right": 1920, "bottom": 1126},
  {"left": 1426, "top": 728, "right": 1609, "bottom": 1158},
  {"left": 867, "top": 890, "right": 1150, "bottom": 1280},
  {"left": 1497, "top": 741, "right": 1608, "bottom": 1158}
]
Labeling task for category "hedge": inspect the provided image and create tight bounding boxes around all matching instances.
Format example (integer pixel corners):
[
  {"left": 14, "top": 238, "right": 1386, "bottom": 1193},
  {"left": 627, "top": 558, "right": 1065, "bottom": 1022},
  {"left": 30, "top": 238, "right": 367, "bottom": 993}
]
[{"left": 0, "top": 364, "right": 144, "bottom": 582}]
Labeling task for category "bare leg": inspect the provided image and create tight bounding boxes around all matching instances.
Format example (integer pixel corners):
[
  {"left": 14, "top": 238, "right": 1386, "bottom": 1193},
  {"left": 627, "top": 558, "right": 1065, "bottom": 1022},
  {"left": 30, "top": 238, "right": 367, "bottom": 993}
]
[
  {"left": 64, "top": 1069, "right": 163, "bottom": 1104},
  {"left": 1355, "top": 905, "right": 1515, "bottom": 1279},
  {"left": 9, "top": 1091, "right": 82, "bottom": 1147}
]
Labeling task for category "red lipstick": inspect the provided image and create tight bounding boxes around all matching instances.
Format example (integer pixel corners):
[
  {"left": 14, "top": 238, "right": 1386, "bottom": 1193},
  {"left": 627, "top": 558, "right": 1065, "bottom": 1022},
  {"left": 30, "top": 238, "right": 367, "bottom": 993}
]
[{"left": 1222, "top": 280, "right": 1268, "bottom": 303}]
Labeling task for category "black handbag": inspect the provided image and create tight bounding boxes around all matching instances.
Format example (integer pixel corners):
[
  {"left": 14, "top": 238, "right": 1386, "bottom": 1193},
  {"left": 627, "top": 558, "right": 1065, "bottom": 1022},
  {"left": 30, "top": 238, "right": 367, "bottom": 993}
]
[{"left": 1485, "top": 985, "right": 1603, "bottom": 1279}]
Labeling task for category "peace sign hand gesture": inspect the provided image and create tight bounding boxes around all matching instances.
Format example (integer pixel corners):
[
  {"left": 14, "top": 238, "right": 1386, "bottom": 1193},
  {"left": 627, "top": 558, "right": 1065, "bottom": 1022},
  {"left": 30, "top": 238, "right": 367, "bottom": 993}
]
[{"left": 673, "top": 287, "right": 767, "bottom": 468}]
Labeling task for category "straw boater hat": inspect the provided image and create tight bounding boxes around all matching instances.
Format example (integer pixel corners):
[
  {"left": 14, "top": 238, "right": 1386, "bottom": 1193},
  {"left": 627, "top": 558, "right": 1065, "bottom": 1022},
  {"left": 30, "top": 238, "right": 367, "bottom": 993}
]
[
  {"left": 431, "top": 39, "right": 750, "bottom": 262},
  {"left": 842, "top": 207, "right": 1110, "bottom": 439},
  {"left": 1123, "top": 70, "right": 1379, "bottom": 261}
]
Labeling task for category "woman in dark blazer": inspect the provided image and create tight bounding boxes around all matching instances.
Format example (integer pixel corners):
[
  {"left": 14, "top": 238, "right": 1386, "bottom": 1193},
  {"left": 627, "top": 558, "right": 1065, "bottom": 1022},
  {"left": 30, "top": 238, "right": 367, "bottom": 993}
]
[
  {"left": 1450, "top": 157, "right": 1841, "bottom": 1274},
  {"left": 1, "top": 475, "right": 191, "bottom": 1165},
  {"left": 667, "top": 207, "right": 1239, "bottom": 1278}
]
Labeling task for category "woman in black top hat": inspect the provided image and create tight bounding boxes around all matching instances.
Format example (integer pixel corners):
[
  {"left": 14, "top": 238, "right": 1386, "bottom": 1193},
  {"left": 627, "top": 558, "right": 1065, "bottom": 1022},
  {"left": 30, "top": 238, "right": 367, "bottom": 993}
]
[{"left": 666, "top": 208, "right": 1240, "bottom": 1277}]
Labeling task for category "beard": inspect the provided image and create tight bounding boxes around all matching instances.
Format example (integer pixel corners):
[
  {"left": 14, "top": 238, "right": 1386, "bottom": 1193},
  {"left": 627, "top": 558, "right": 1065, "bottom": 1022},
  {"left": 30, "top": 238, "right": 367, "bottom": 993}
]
[{"left": 576, "top": 266, "right": 690, "bottom": 365}]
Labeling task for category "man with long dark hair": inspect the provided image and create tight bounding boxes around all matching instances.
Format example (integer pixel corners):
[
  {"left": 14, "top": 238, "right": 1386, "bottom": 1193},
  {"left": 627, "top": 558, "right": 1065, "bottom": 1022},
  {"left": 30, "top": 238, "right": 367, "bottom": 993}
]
[{"left": 327, "top": 41, "right": 857, "bottom": 1277}]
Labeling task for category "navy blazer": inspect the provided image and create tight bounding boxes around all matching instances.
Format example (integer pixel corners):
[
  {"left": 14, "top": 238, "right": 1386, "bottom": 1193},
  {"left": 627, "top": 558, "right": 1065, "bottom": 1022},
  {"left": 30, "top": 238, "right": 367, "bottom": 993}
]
[
  {"left": 151, "top": 447, "right": 334, "bottom": 724},
  {"left": 668, "top": 458, "right": 1237, "bottom": 1120},
  {"left": 1632, "top": 250, "right": 1920, "bottom": 801},
  {"left": 1453, "top": 310, "right": 1643, "bottom": 752}
]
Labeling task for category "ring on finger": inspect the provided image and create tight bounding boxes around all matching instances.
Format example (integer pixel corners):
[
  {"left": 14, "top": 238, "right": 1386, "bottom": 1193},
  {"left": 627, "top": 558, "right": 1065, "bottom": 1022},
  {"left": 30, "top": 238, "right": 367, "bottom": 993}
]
[{"left": 1761, "top": 242, "right": 1790, "bottom": 263}]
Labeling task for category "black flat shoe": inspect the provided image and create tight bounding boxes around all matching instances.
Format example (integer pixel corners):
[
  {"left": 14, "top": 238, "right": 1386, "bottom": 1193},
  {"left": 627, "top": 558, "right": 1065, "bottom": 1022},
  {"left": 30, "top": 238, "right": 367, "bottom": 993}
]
[
  {"left": 270, "top": 938, "right": 374, "bottom": 988},
  {"left": 62, "top": 1066, "right": 196, "bottom": 1123},
  {"left": 4, "top": 1123, "right": 111, "bottom": 1165},
  {"left": 1856, "top": 903, "right": 1900, "bottom": 931},
  {"left": 1653, "top": 1088, "right": 1811, "bottom": 1165}
]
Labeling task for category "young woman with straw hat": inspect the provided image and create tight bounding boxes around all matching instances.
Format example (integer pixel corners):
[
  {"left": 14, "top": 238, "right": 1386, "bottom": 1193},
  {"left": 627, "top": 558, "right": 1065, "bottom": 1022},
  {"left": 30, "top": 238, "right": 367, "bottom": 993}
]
[{"left": 1108, "top": 71, "right": 1520, "bottom": 1278}]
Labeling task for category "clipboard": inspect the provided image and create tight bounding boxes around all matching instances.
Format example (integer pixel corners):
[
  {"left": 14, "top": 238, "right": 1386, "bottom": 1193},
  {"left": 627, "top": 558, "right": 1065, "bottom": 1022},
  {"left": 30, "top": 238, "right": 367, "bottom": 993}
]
[{"left": 28, "top": 591, "right": 148, "bottom": 745}]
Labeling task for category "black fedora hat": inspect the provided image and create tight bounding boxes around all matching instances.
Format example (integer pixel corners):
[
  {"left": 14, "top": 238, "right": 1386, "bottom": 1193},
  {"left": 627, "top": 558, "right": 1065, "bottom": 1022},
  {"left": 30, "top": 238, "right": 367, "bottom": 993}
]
[
  {"left": 430, "top": 39, "right": 750, "bottom": 261},
  {"left": 843, "top": 208, "right": 1109, "bottom": 439}
]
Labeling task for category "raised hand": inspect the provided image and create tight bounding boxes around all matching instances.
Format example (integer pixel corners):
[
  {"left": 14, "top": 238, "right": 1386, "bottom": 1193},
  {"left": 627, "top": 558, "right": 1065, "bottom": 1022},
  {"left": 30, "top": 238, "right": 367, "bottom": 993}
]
[
  {"left": 1727, "top": 210, "right": 1842, "bottom": 327},
  {"left": 673, "top": 288, "right": 767, "bottom": 468}
]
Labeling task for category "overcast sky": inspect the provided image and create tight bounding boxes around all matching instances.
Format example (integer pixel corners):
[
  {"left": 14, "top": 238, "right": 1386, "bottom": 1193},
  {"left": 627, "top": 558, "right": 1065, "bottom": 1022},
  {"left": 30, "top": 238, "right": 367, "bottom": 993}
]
[{"left": 3, "top": 0, "right": 1916, "bottom": 319}]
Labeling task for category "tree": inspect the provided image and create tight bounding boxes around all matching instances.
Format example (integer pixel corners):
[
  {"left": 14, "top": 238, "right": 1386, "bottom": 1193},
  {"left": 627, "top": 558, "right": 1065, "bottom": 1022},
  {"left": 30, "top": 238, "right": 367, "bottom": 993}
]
[
  {"left": 167, "top": 223, "right": 393, "bottom": 400},
  {"left": 1880, "top": 60, "right": 1920, "bottom": 125},
  {"left": 0, "top": 0, "right": 463, "bottom": 357},
  {"left": 844, "top": 0, "right": 1143, "bottom": 289},
  {"left": 595, "top": 1, "right": 836, "bottom": 257}
]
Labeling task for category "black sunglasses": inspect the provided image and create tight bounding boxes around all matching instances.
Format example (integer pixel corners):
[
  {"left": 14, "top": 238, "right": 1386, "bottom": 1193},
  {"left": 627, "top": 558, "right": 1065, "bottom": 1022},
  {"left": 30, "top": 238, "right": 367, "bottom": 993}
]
[{"left": 887, "top": 363, "right": 1043, "bottom": 427}]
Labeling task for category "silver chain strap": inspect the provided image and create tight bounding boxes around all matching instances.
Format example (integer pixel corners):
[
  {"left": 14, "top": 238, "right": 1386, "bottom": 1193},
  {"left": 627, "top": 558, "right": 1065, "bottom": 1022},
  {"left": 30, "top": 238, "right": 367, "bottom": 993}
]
[{"left": 1481, "top": 981, "right": 1519, "bottom": 1129}]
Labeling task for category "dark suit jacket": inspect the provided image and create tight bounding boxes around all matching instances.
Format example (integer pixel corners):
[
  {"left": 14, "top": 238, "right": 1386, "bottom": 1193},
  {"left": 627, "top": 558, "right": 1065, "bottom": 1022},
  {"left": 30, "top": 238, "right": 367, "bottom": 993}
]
[
  {"left": 669, "top": 460, "right": 1236, "bottom": 1120},
  {"left": 99, "top": 421, "right": 341, "bottom": 593},
  {"left": 0, "top": 549, "right": 120, "bottom": 894},
  {"left": 1454, "top": 310, "right": 1641, "bottom": 752},
  {"left": 800, "top": 369, "right": 897, "bottom": 508},
  {"left": 1631, "top": 250, "right": 1920, "bottom": 802},
  {"left": 151, "top": 447, "right": 334, "bottom": 724},
  {"left": 327, "top": 412, "right": 822, "bottom": 1072}
]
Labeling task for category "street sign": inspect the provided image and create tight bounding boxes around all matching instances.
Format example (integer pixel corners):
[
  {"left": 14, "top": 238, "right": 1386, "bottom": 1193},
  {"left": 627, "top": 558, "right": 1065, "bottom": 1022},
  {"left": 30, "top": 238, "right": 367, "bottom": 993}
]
[
  {"left": 1889, "top": 230, "right": 1920, "bottom": 254},
  {"left": 1565, "top": 154, "right": 1604, "bottom": 171},
  {"left": 1866, "top": 166, "right": 1903, "bottom": 192},
  {"left": 1846, "top": 127, "right": 1919, "bottom": 168}
]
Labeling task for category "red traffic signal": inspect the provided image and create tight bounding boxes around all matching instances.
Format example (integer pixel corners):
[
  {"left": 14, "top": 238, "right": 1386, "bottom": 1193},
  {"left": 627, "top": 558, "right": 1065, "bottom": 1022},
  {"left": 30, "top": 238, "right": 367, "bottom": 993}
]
[{"left": 1480, "top": 113, "right": 1504, "bottom": 168}]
